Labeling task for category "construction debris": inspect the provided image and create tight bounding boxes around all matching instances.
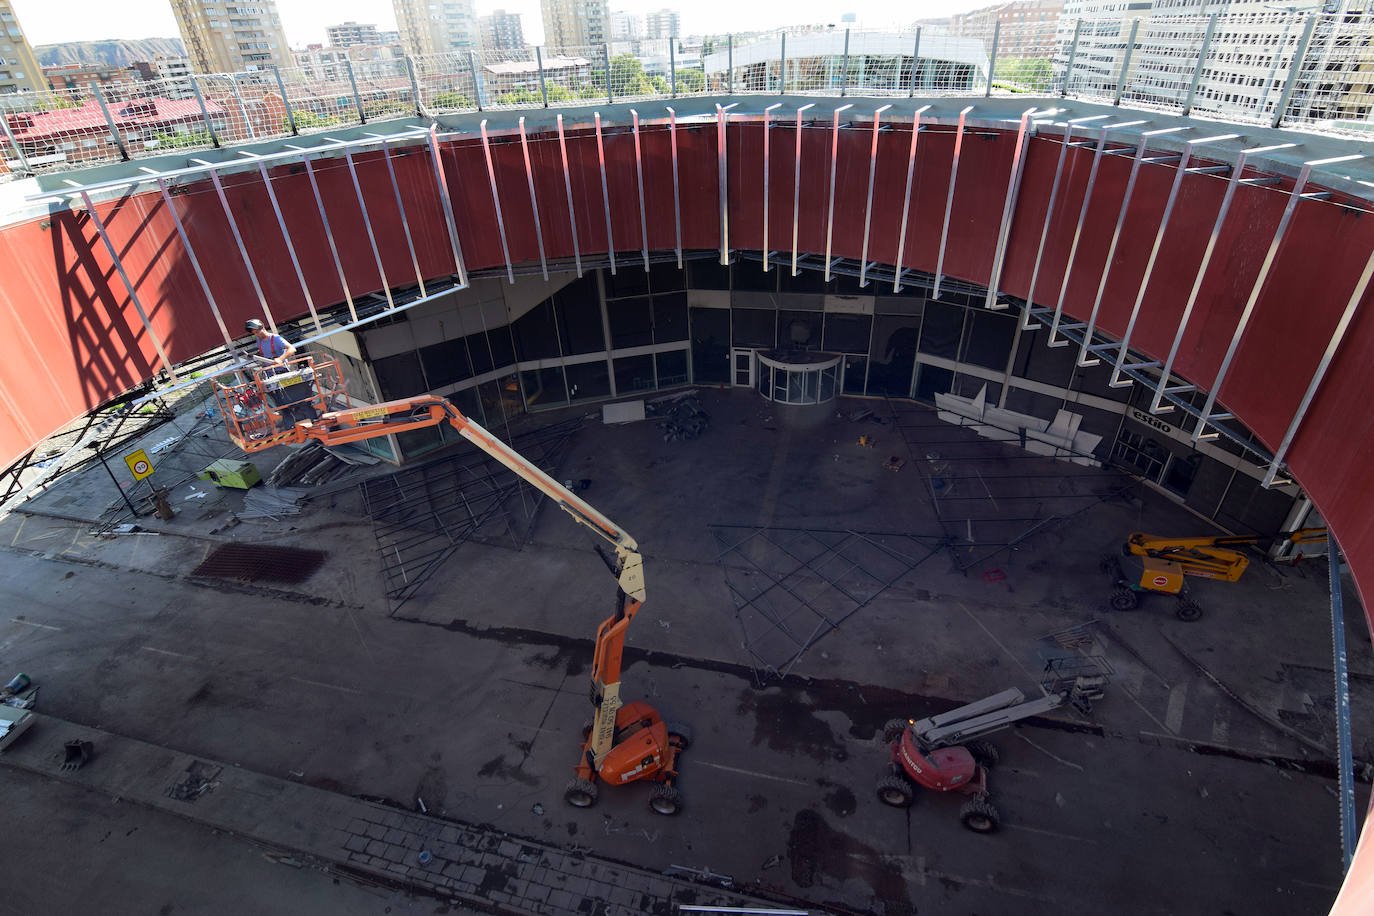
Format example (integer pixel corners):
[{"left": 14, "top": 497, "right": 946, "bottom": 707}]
[
  {"left": 653, "top": 395, "right": 710, "bottom": 442},
  {"left": 239, "top": 487, "right": 308, "bottom": 520},
  {"left": 267, "top": 440, "right": 355, "bottom": 488}
]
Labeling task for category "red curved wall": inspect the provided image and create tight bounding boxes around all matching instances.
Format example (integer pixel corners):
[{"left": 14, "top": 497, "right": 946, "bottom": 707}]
[{"left": 2, "top": 116, "right": 1372, "bottom": 629}]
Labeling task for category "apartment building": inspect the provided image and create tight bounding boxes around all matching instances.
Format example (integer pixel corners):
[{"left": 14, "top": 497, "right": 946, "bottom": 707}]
[
  {"left": 326, "top": 21, "right": 383, "bottom": 48},
  {"left": 168, "top": 0, "right": 293, "bottom": 73},
  {"left": 480, "top": 10, "right": 525, "bottom": 51},
  {"left": 0, "top": 1, "right": 45, "bottom": 94},
  {"left": 540, "top": 0, "right": 609, "bottom": 51},
  {"left": 393, "top": 0, "right": 478, "bottom": 57}
]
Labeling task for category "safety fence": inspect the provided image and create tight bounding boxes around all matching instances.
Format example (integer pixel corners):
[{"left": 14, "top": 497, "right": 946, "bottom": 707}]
[{"left": 3, "top": 11, "right": 1373, "bottom": 181}]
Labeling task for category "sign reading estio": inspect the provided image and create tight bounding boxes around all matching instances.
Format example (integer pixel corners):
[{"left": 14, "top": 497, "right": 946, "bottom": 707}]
[{"left": 124, "top": 449, "right": 155, "bottom": 481}]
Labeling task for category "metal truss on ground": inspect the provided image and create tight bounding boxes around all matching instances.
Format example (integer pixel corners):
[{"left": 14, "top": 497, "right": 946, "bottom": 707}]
[
  {"left": 710, "top": 524, "right": 945, "bottom": 683},
  {"left": 361, "top": 418, "right": 583, "bottom": 614}
]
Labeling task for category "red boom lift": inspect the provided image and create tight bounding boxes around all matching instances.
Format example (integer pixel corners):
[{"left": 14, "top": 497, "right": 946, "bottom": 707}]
[{"left": 214, "top": 354, "right": 691, "bottom": 814}]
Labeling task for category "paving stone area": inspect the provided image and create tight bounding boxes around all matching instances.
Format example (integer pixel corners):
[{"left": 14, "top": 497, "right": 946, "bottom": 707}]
[{"left": 0, "top": 713, "right": 778, "bottom": 916}]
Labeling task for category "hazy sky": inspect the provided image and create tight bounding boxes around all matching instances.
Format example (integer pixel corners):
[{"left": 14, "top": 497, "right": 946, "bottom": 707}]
[{"left": 10, "top": 0, "right": 978, "bottom": 49}]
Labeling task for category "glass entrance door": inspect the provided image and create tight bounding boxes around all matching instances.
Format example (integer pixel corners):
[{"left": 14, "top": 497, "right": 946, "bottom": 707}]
[{"left": 732, "top": 348, "right": 754, "bottom": 387}]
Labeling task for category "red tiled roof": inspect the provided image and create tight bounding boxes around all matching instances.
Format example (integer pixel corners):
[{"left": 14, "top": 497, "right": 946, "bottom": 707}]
[{"left": 5, "top": 97, "right": 227, "bottom": 141}]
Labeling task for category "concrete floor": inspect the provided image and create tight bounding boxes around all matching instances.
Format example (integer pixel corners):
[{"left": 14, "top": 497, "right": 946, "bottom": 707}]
[{"left": 0, "top": 387, "right": 1368, "bottom": 915}]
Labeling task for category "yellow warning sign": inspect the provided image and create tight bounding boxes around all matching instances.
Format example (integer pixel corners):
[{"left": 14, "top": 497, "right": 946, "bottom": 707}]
[{"left": 124, "top": 449, "right": 155, "bottom": 481}]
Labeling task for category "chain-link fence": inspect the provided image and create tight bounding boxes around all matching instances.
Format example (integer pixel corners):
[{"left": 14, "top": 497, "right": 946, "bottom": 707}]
[{"left": 5, "top": 13, "right": 1374, "bottom": 183}]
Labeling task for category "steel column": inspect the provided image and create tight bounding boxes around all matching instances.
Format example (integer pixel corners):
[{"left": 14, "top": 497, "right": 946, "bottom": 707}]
[
  {"left": 92, "top": 87, "right": 129, "bottom": 161},
  {"left": 377, "top": 138, "right": 427, "bottom": 297},
  {"left": 1193, "top": 155, "right": 1362, "bottom": 441},
  {"left": 1022, "top": 115, "right": 1107, "bottom": 329},
  {"left": 294, "top": 149, "right": 357, "bottom": 322},
  {"left": 666, "top": 107, "right": 682, "bottom": 269},
  {"left": 1109, "top": 133, "right": 1236, "bottom": 388},
  {"left": 1264, "top": 246, "right": 1374, "bottom": 486},
  {"left": 762, "top": 102, "right": 782, "bottom": 273},
  {"left": 1113, "top": 18, "right": 1141, "bottom": 106},
  {"left": 345, "top": 60, "right": 366, "bottom": 123},
  {"left": 605, "top": 45, "right": 613, "bottom": 105},
  {"left": 273, "top": 66, "right": 298, "bottom": 134},
  {"left": 823, "top": 104, "right": 853, "bottom": 281},
  {"left": 1047, "top": 119, "right": 1146, "bottom": 347},
  {"left": 728, "top": 34, "right": 734, "bottom": 93},
  {"left": 780, "top": 34, "right": 787, "bottom": 93},
  {"left": 933, "top": 106, "right": 974, "bottom": 300},
  {"left": 986, "top": 22, "right": 1001, "bottom": 97},
  {"left": 859, "top": 105, "right": 891, "bottom": 288},
  {"left": 631, "top": 110, "right": 650, "bottom": 272},
  {"left": 1062, "top": 19, "right": 1082, "bottom": 97},
  {"left": 154, "top": 178, "right": 235, "bottom": 351},
  {"left": 595, "top": 111, "right": 616, "bottom": 274},
  {"left": 840, "top": 29, "right": 851, "bottom": 96},
  {"left": 340, "top": 148, "right": 395, "bottom": 306},
  {"left": 556, "top": 114, "right": 583, "bottom": 277},
  {"left": 479, "top": 119, "right": 515, "bottom": 285},
  {"left": 229, "top": 77, "right": 256, "bottom": 139},
  {"left": 1272, "top": 15, "right": 1319, "bottom": 128},
  {"left": 190, "top": 76, "right": 220, "bottom": 147},
  {"left": 78, "top": 191, "right": 176, "bottom": 381},
  {"left": 791, "top": 103, "right": 814, "bottom": 276},
  {"left": 518, "top": 117, "right": 550, "bottom": 281},
  {"left": 893, "top": 105, "right": 930, "bottom": 294},
  {"left": 909, "top": 29, "right": 921, "bottom": 98},
  {"left": 983, "top": 107, "right": 1040, "bottom": 310},
  {"left": 1329, "top": 535, "right": 1358, "bottom": 872},
  {"left": 1183, "top": 14, "right": 1219, "bottom": 117},
  {"left": 1150, "top": 143, "right": 1298, "bottom": 413},
  {"left": 254, "top": 159, "right": 323, "bottom": 333},
  {"left": 535, "top": 47, "right": 549, "bottom": 108},
  {"left": 718, "top": 103, "right": 732, "bottom": 264},
  {"left": 670, "top": 43, "right": 677, "bottom": 98},
  {"left": 205, "top": 168, "right": 275, "bottom": 329},
  {"left": 1075, "top": 126, "right": 1187, "bottom": 365},
  {"left": 404, "top": 56, "right": 423, "bottom": 116},
  {"left": 427, "top": 126, "right": 468, "bottom": 287},
  {"left": 469, "top": 52, "right": 484, "bottom": 110}
]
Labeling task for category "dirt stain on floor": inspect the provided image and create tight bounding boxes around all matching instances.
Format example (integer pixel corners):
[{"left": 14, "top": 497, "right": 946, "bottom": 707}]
[
  {"left": 787, "top": 807, "right": 913, "bottom": 915},
  {"left": 476, "top": 754, "right": 539, "bottom": 786},
  {"left": 737, "top": 686, "right": 846, "bottom": 762}
]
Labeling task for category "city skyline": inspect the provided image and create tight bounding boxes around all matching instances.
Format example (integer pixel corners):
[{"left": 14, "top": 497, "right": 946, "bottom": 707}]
[{"left": 9, "top": 0, "right": 976, "bottom": 49}]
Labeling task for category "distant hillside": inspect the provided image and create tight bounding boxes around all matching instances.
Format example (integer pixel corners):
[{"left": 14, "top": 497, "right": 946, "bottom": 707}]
[{"left": 34, "top": 38, "right": 186, "bottom": 69}]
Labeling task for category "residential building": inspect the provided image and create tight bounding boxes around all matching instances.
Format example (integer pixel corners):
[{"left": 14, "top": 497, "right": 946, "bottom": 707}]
[
  {"left": 644, "top": 8, "right": 680, "bottom": 41},
  {"left": 130, "top": 57, "right": 196, "bottom": 98},
  {"left": 609, "top": 11, "right": 642, "bottom": 41},
  {"left": 326, "top": 21, "right": 383, "bottom": 48},
  {"left": 480, "top": 10, "right": 525, "bottom": 50},
  {"left": 541, "top": 0, "right": 609, "bottom": 51},
  {"left": 394, "top": 0, "right": 478, "bottom": 57},
  {"left": 0, "top": 1, "right": 45, "bottom": 94},
  {"left": 949, "top": 0, "right": 1064, "bottom": 57},
  {"left": 168, "top": 0, "right": 293, "bottom": 73},
  {"left": 293, "top": 44, "right": 352, "bottom": 81},
  {"left": 43, "top": 64, "right": 126, "bottom": 93}
]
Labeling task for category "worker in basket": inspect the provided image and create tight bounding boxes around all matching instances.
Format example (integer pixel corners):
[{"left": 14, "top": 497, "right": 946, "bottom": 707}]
[{"left": 245, "top": 318, "right": 319, "bottom": 428}]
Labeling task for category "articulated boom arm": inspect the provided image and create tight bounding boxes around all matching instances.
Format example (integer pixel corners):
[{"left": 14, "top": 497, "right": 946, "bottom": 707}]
[
  {"left": 219, "top": 360, "right": 651, "bottom": 775},
  {"left": 1125, "top": 528, "right": 1328, "bottom": 581},
  {"left": 292, "top": 395, "right": 645, "bottom": 602}
]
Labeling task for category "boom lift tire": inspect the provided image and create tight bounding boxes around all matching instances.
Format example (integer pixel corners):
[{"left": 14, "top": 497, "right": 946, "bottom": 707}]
[
  {"left": 650, "top": 783, "right": 682, "bottom": 816},
  {"left": 883, "top": 718, "right": 908, "bottom": 744},
  {"left": 959, "top": 797, "right": 1000, "bottom": 833},
  {"left": 966, "top": 740, "right": 1000, "bottom": 768},
  {"left": 1110, "top": 587, "right": 1139, "bottom": 611},
  {"left": 877, "top": 775, "right": 915, "bottom": 808},
  {"left": 564, "top": 778, "right": 598, "bottom": 809},
  {"left": 666, "top": 721, "right": 693, "bottom": 750},
  {"left": 1176, "top": 597, "right": 1203, "bottom": 622}
]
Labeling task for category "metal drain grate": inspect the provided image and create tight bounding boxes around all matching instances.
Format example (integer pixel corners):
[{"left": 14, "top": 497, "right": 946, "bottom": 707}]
[{"left": 192, "top": 544, "right": 326, "bottom": 584}]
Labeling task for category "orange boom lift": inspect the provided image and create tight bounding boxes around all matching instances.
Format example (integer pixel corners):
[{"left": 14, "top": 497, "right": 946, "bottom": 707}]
[{"left": 214, "top": 355, "right": 690, "bottom": 814}]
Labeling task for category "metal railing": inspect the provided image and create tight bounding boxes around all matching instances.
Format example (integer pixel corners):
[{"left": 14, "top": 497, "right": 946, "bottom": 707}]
[{"left": 4, "top": 12, "right": 1373, "bottom": 182}]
